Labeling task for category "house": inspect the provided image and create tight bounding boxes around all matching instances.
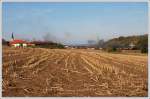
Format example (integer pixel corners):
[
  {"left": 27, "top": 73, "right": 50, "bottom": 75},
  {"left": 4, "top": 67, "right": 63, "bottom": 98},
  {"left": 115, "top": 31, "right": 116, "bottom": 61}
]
[
  {"left": 9, "top": 39, "right": 36, "bottom": 47},
  {"left": 9, "top": 33, "right": 36, "bottom": 47},
  {"left": 9, "top": 39, "right": 28, "bottom": 47},
  {"left": 129, "top": 43, "right": 135, "bottom": 49},
  {"left": 27, "top": 42, "right": 35, "bottom": 46}
]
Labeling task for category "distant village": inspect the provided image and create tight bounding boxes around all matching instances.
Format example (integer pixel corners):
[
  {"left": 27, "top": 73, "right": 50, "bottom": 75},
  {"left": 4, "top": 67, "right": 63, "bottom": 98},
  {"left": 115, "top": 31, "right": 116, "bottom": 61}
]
[
  {"left": 3, "top": 33, "right": 133, "bottom": 49},
  {"left": 2, "top": 33, "right": 64, "bottom": 49},
  {"left": 2, "top": 33, "right": 148, "bottom": 53}
]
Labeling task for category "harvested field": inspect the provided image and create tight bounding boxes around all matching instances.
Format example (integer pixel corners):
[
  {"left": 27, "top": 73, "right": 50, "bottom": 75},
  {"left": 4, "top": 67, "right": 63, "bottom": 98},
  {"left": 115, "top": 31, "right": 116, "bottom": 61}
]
[{"left": 2, "top": 47, "right": 148, "bottom": 97}]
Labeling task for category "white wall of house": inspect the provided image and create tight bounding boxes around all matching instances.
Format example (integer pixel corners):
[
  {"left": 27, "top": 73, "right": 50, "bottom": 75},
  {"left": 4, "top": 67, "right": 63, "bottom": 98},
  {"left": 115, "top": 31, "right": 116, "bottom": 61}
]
[
  {"left": 12, "top": 43, "right": 28, "bottom": 47},
  {"left": 13, "top": 44, "right": 20, "bottom": 47},
  {"left": 23, "top": 43, "right": 27, "bottom": 47}
]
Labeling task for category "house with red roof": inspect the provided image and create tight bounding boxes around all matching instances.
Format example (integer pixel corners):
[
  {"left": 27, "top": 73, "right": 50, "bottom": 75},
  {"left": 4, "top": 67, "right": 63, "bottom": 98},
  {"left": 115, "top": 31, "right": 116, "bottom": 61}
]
[
  {"left": 9, "top": 39, "right": 28, "bottom": 47},
  {"left": 9, "top": 33, "right": 35, "bottom": 47}
]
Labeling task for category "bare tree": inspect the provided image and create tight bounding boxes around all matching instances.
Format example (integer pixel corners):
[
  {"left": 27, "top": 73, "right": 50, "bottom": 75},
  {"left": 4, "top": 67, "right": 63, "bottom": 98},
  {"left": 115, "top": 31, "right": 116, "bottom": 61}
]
[
  {"left": 43, "top": 33, "right": 57, "bottom": 42},
  {"left": 87, "top": 40, "right": 96, "bottom": 45},
  {"left": 97, "top": 39, "right": 104, "bottom": 48}
]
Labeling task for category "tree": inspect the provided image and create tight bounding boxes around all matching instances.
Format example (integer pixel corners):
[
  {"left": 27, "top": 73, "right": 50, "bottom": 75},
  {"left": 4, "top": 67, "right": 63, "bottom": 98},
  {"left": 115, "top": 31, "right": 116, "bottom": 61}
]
[
  {"left": 2, "top": 38, "right": 9, "bottom": 46},
  {"left": 137, "top": 36, "right": 148, "bottom": 53},
  {"left": 43, "top": 33, "right": 52, "bottom": 42},
  {"left": 43, "top": 33, "right": 58, "bottom": 43},
  {"left": 97, "top": 39, "right": 105, "bottom": 48},
  {"left": 87, "top": 40, "right": 96, "bottom": 45}
]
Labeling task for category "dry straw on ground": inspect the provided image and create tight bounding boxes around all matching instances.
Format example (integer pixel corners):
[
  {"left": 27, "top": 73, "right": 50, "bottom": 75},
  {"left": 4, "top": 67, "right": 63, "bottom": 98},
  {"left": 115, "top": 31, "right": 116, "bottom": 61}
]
[{"left": 2, "top": 47, "right": 148, "bottom": 96}]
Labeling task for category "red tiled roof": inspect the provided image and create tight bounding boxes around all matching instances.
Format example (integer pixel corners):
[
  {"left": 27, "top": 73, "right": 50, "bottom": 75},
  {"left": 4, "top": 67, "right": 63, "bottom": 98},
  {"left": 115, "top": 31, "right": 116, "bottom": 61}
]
[{"left": 9, "top": 39, "right": 27, "bottom": 44}]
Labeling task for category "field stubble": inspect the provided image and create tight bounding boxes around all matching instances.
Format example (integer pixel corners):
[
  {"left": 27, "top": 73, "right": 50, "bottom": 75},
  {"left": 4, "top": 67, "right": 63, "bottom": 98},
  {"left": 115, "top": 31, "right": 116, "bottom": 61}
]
[{"left": 2, "top": 47, "right": 148, "bottom": 96}]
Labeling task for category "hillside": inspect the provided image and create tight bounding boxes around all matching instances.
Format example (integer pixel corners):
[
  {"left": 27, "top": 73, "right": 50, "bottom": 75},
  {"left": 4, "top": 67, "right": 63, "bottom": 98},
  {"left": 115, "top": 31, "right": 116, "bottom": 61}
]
[{"left": 103, "top": 34, "right": 148, "bottom": 53}]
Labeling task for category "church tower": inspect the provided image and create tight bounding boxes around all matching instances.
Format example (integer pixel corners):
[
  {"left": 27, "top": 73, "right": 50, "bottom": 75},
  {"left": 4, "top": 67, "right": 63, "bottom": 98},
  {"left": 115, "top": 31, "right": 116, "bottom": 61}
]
[{"left": 11, "top": 32, "right": 14, "bottom": 41}]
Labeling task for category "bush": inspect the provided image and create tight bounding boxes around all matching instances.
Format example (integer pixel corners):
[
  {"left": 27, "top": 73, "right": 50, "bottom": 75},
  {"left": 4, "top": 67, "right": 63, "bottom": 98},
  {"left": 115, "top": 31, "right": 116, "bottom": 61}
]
[
  {"left": 106, "top": 47, "right": 117, "bottom": 52},
  {"left": 137, "top": 36, "right": 148, "bottom": 53},
  {"left": 56, "top": 44, "right": 65, "bottom": 49},
  {"left": 141, "top": 48, "right": 148, "bottom": 53}
]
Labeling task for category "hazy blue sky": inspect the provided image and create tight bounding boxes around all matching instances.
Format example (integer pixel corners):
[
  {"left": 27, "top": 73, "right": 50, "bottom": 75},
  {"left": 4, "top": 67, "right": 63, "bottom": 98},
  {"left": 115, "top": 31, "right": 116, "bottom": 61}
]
[{"left": 3, "top": 2, "right": 148, "bottom": 45}]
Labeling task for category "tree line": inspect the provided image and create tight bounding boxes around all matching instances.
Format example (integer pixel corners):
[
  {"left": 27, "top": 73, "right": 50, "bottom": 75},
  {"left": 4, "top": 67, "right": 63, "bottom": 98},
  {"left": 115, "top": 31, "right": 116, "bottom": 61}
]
[{"left": 96, "top": 34, "right": 148, "bottom": 53}]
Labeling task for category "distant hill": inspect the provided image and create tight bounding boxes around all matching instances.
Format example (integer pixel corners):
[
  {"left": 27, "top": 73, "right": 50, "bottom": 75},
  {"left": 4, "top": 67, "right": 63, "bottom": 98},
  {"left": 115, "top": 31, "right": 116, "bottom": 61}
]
[{"left": 103, "top": 34, "right": 148, "bottom": 53}]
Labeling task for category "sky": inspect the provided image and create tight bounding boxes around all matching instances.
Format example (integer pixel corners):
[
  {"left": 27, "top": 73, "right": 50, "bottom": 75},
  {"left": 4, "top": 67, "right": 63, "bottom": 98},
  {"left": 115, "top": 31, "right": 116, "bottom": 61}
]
[{"left": 2, "top": 2, "right": 148, "bottom": 45}]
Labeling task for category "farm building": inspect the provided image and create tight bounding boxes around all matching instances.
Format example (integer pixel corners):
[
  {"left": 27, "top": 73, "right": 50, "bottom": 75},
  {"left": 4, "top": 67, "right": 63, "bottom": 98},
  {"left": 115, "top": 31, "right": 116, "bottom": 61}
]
[
  {"left": 129, "top": 43, "right": 136, "bottom": 49},
  {"left": 9, "top": 39, "right": 35, "bottom": 47},
  {"left": 9, "top": 39, "right": 28, "bottom": 47},
  {"left": 9, "top": 33, "right": 35, "bottom": 47},
  {"left": 8, "top": 33, "right": 63, "bottom": 48}
]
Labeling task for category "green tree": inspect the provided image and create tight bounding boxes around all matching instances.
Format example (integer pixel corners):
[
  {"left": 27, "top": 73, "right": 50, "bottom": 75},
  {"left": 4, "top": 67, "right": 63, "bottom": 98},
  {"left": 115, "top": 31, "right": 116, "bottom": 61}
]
[{"left": 137, "top": 36, "right": 148, "bottom": 53}]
